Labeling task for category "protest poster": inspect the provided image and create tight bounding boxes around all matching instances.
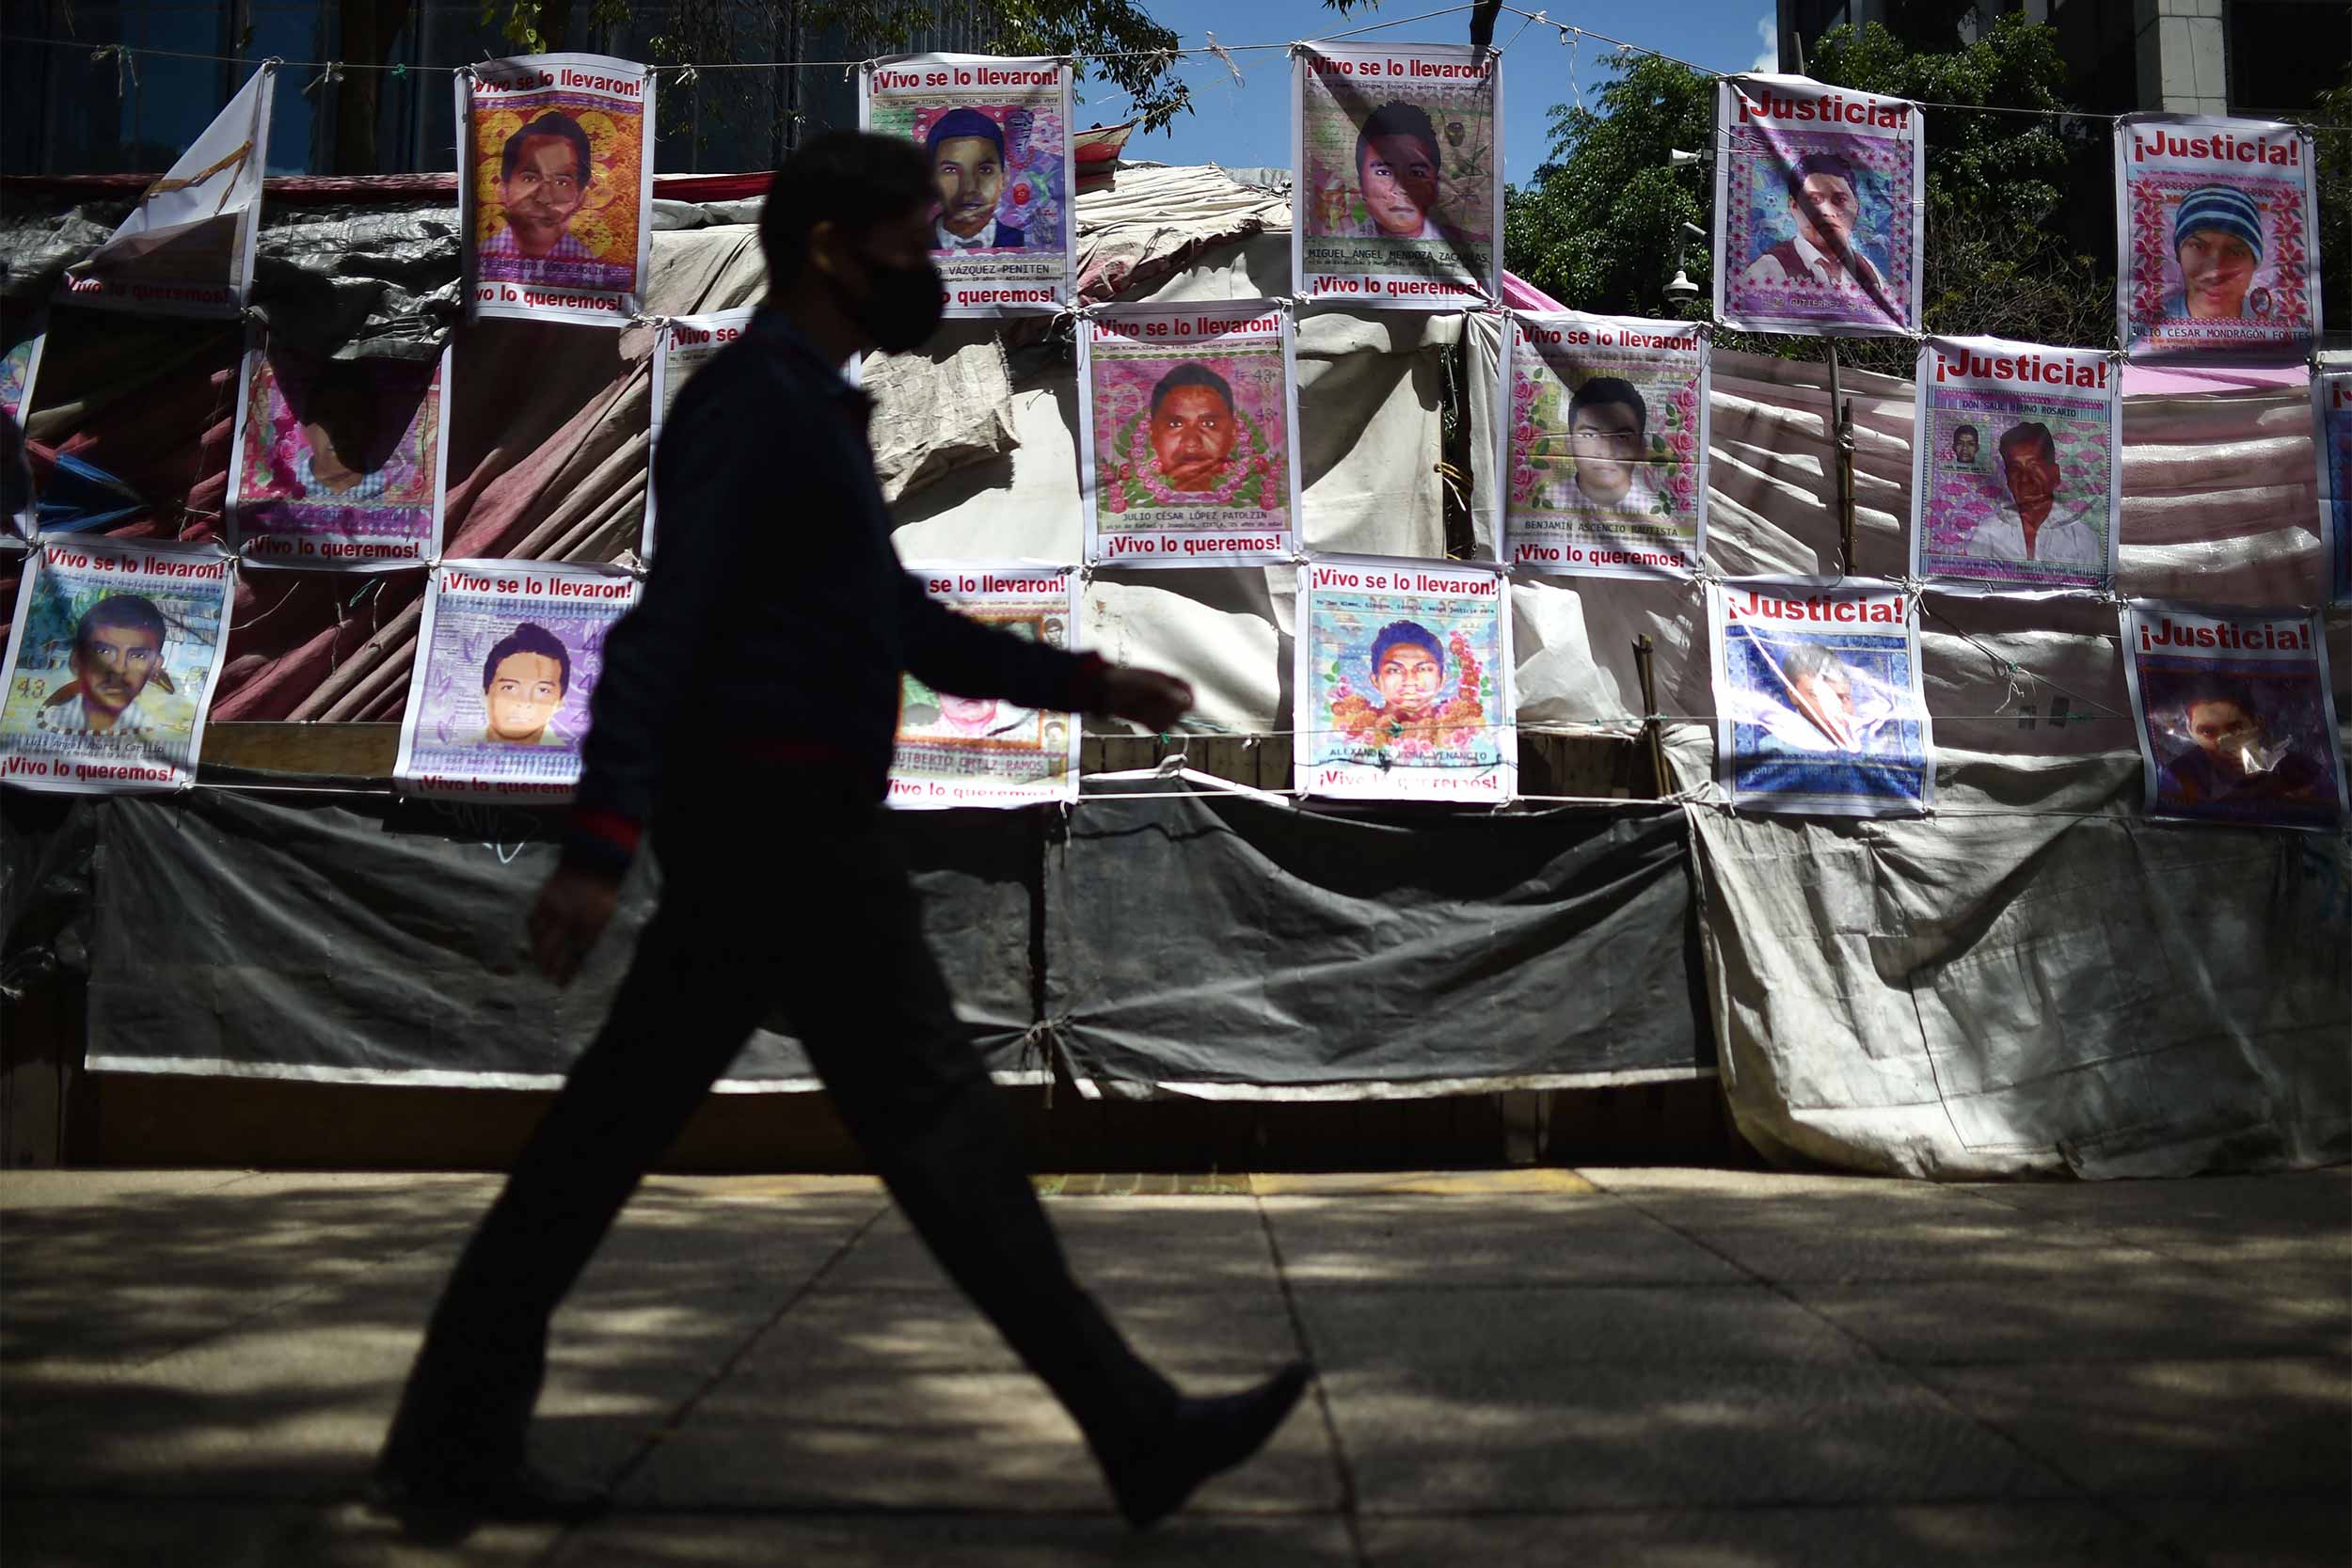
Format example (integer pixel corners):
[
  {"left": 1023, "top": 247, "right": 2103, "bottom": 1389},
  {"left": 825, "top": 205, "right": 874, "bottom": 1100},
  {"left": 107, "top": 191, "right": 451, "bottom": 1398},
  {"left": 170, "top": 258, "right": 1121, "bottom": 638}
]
[
  {"left": 1078, "top": 302, "right": 1298, "bottom": 567},
  {"left": 1909, "top": 336, "right": 2119, "bottom": 592},
  {"left": 393, "top": 559, "right": 641, "bottom": 803},
  {"left": 888, "top": 564, "right": 1081, "bottom": 809},
  {"left": 60, "top": 65, "right": 276, "bottom": 318},
  {"left": 1713, "top": 74, "right": 1922, "bottom": 338},
  {"left": 2313, "top": 362, "right": 2352, "bottom": 607},
  {"left": 460, "top": 55, "right": 655, "bottom": 326},
  {"left": 644, "top": 309, "right": 755, "bottom": 554},
  {"left": 0, "top": 538, "right": 233, "bottom": 794},
  {"left": 862, "top": 55, "right": 1073, "bottom": 318},
  {"left": 226, "top": 341, "right": 450, "bottom": 571},
  {"left": 1295, "top": 557, "right": 1514, "bottom": 802},
  {"left": 1293, "top": 41, "right": 1501, "bottom": 309},
  {"left": 1708, "top": 578, "right": 1932, "bottom": 816},
  {"left": 1502, "top": 309, "right": 1708, "bottom": 577},
  {"left": 2116, "top": 115, "right": 2320, "bottom": 360},
  {"left": 2, "top": 318, "right": 40, "bottom": 545},
  {"left": 2122, "top": 601, "right": 2346, "bottom": 832}
]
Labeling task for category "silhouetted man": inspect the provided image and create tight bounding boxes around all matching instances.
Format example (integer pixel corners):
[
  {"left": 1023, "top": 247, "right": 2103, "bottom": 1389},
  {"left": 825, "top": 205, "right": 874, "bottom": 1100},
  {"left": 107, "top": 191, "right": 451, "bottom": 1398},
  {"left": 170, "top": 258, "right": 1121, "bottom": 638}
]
[{"left": 374, "top": 130, "right": 1306, "bottom": 1534}]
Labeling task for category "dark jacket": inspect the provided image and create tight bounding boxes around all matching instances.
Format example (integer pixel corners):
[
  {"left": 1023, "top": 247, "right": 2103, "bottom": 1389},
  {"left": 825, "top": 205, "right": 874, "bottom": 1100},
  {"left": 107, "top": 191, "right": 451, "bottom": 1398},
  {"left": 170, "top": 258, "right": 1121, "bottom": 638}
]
[{"left": 564, "top": 309, "right": 1103, "bottom": 874}]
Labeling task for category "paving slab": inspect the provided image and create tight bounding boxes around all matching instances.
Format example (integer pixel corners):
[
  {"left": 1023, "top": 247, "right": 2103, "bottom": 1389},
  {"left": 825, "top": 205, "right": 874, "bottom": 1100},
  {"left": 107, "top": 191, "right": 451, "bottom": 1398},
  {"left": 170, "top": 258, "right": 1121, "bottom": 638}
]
[
  {"left": 824, "top": 1197, "right": 1280, "bottom": 1295},
  {"left": 2111, "top": 1491, "right": 2352, "bottom": 1568},
  {"left": 618, "top": 1365, "right": 1337, "bottom": 1514},
  {"left": 1362, "top": 1501, "right": 2169, "bottom": 1568},
  {"left": 0, "top": 1497, "right": 557, "bottom": 1568},
  {"left": 1912, "top": 1357, "right": 2352, "bottom": 1496},
  {"left": 1322, "top": 1358, "right": 2076, "bottom": 1513},
  {"left": 1961, "top": 1171, "right": 2352, "bottom": 1290},
  {"left": 548, "top": 1513, "right": 1359, "bottom": 1566},
  {"left": 1258, "top": 1193, "right": 1752, "bottom": 1288},
  {"left": 777, "top": 1283, "right": 1304, "bottom": 1374},
  {"left": 1796, "top": 1275, "right": 2351, "bottom": 1365},
  {"left": 1295, "top": 1284, "right": 1870, "bottom": 1372}
]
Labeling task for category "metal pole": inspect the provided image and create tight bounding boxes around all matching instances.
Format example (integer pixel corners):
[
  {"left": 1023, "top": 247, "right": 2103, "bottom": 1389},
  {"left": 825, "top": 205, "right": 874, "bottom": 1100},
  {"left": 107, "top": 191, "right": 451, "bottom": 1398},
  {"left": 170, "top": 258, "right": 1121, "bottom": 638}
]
[{"left": 1633, "top": 634, "right": 1670, "bottom": 797}]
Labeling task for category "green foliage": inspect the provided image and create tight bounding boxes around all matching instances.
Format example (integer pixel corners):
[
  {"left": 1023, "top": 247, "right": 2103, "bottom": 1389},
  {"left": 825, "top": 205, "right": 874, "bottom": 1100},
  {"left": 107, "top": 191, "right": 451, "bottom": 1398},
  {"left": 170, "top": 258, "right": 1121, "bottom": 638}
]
[{"left": 2312, "top": 67, "right": 2352, "bottom": 338}]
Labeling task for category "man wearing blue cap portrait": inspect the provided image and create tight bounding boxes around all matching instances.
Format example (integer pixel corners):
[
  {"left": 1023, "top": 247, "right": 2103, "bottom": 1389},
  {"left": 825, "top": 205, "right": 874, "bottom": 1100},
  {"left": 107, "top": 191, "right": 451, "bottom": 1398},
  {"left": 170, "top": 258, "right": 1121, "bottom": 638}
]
[
  {"left": 927, "top": 107, "right": 1028, "bottom": 251},
  {"left": 2166, "top": 185, "right": 2265, "bottom": 321}
]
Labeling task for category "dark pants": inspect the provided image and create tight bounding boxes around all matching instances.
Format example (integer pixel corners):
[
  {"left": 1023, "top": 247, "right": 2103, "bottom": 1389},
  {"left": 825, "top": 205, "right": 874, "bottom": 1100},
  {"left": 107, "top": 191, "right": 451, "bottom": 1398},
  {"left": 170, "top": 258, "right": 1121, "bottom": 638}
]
[{"left": 382, "top": 801, "right": 1175, "bottom": 1481}]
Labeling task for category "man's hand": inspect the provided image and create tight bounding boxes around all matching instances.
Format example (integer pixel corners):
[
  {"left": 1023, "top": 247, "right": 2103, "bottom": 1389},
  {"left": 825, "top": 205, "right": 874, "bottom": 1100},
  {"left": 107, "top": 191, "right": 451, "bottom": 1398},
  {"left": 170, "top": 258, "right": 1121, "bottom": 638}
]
[
  {"left": 1097, "top": 665, "right": 1194, "bottom": 732},
  {"left": 528, "top": 863, "right": 623, "bottom": 987}
]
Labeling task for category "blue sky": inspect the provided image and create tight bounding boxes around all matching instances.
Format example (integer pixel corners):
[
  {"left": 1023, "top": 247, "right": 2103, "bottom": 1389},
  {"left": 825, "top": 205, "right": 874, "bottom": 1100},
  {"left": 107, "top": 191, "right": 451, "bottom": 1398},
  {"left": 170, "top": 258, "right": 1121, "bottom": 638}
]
[{"left": 1105, "top": 0, "right": 1780, "bottom": 185}]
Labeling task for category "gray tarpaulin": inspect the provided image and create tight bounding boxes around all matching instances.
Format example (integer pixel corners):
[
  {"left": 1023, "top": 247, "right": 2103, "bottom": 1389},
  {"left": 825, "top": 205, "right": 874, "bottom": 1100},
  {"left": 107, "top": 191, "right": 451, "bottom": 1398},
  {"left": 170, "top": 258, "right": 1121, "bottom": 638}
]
[
  {"left": 1043, "top": 787, "right": 1708, "bottom": 1100},
  {"left": 75, "top": 791, "right": 1045, "bottom": 1091},
  {"left": 1691, "top": 805, "right": 2351, "bottom": 1179}
]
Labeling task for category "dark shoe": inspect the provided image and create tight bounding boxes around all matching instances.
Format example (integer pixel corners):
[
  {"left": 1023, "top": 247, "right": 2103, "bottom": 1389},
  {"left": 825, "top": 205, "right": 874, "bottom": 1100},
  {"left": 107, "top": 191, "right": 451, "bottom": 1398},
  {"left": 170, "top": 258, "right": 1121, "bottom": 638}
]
[
  {"left": 1106, "top": 1360, "right": 1312, "bottom": 1530},
  {"left": 368, "top": 1459, "right": 611, "bottom": 1525}
]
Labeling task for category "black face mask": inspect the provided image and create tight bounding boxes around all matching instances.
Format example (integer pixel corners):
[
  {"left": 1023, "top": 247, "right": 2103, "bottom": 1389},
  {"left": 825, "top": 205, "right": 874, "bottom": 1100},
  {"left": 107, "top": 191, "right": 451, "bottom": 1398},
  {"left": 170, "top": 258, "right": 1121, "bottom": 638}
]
[{"left": 847, "top": 254, "right": 945, "bottom": 354}]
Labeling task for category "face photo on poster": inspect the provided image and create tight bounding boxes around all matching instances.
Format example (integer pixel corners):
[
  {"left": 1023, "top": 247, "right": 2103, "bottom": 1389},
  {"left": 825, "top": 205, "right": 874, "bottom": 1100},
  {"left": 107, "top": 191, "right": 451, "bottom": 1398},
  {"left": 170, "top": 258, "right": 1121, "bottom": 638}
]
[
  {"left": 61, "top": 65, "right": 276, "bottom": 318},
  {"left": 2, "top": 318, "right": 41, "bottom": 544},
  {"left": 227, "top": 343, "right": 449, "bottom": 570},
  {"left": 2123, "top": 602, "right": 2346, "bottom": 832},
  {"left": 1293, "top": 41, "right": 1501, "bottom": 308},
  {"left": 1502, "top": 310, "right": 1708, "bottom": 576},
  {"left": 1910, "top": 337, "right": 2119, "bottom": 591},
  {"left": 1079, "top": 303, "right": 1298, "bottom": 567},
  {"left": 1714, "top": 75, "right": 1921, "bottom": 337},
  {"left": 1710, "top": 579, "right": 1933, "bottom": 817},
  {"left": 863, "top": 55, "right": 1073, "bottom": 316},
  {"left": 1295, "top": 559, "right": 1514, "bottom": 801},
  {"left": 394, "top": 561, "right": 640, "bottom": 801},
  {"left": 887, "top": 565, "right": 1081, "bottom": 809},
  {"left": 2116, "top": 115, "right": 2320, "bottom": 358},
  {"left": 2314, "top": 367, "right": 2352, "bottom": 606},
  {"left": 0, "top": 540, "right": 234, "bottom": 793},
  {"left": 462, "top": 55, "right": 654, "bottom": 324}
]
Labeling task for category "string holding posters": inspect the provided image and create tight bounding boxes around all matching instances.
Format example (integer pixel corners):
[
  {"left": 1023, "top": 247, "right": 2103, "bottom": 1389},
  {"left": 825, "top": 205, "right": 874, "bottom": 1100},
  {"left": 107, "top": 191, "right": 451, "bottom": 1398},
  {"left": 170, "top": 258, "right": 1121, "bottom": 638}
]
[
  {"left": 1293, "top": 41, "right": 1502, "bottom": 309},
  {"left": 1502, "top": 309, "right": 1709, "bottom": 577},
  {"left": 862, "top": 55, "right": 1073, "bottom": 318},
  {"left": 2312, "top": 361, "right": 2352, "bottom": 608},
  {"left": 644, "top": 309, "right": 755, "bottom": 555},
  {"left": 1078, "top": 302, "right": 1298, "bottom": 567},
  {"left": 226, "top": 341, "right": 451, "bottom": 571},
  {"left": 1294, "top": 557, "right": 1514, "bottom": 802},
  {"left": 61, "top": 64, "right": 276, "bottom": 318},
  {"left": 0, "top": 538, "right": 234, "bottom": 794},
  {"left": 1, "top": 316, "right": 41, "bottom": 545},
  {"left": 2116, "top": 115, "right": 2320, "bottom": 360},
  {"left": 460, "top": 55, "right": 655, "bottom": 325},
  {"left": 1909, "top": 336, "right": 2119, "bottom": 592},
  {"left": 393, "top": 559, "right": 641, "bottom": 803},
  {"left": 887, "top": 565, "right": 1080, "bottom": 810},
  {"left": 1708, "top": 578, "right": 1933, "bottom": 817},
  {"left": 1713, "top": 74, "right": 1922, "bottom": 338},
  {"left": 2122, "top": 601, "right": 2347, "bottom": 832}
]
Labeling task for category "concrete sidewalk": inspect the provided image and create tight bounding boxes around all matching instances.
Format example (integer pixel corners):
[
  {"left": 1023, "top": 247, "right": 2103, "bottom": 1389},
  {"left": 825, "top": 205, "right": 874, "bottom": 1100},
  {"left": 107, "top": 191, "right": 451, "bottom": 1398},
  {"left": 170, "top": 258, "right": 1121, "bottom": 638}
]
[{"left": 2, "top": 1165, "right": 2345, "bottom": 1567}]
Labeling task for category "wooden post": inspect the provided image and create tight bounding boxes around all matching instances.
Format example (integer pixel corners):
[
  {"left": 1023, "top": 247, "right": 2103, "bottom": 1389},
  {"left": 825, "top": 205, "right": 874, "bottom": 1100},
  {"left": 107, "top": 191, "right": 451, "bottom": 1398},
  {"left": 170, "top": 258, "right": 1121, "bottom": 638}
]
[
  {"left": 1633, "top": 634, "right": 1670, "bottom": 798},
  {"left": 1827, "top": 341, "right": 1857, "bottom": 574}
]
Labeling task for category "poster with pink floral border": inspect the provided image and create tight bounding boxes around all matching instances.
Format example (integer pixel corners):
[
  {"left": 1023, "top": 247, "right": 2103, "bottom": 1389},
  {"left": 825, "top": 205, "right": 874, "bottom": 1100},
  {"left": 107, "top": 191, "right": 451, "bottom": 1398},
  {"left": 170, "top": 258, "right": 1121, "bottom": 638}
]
[
  {"left": 225, "top": 335, "right": 450, "bottom": 572},
  {"left": 862, "top": 55, "right": 1074, "bottom": 318},
  {"left": 1077, "top": 302, "right": 1298, "bottom": 568},
  {"left": 1293, "top": 556, "right": 1515, "bottom": 803},
  {"left": 1908, "top": 336, "right": 2119, "bottom": 594},
  {"left": 1501, "top": 310, "right": 1708, "bottom": 578},
  {"left": 2115, "top": 114, "right": 2320, "bottom": 361},
  {"left": 1712, "top": 74, "right": 1922, "bottom": 339}
]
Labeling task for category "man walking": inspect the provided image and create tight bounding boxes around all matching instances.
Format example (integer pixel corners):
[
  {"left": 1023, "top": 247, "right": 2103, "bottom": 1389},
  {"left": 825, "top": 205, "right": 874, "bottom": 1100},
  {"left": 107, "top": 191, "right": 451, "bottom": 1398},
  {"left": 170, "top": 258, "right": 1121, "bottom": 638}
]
[{"left": 374, "top": 130, "right": 1308, "bottom": 1530}]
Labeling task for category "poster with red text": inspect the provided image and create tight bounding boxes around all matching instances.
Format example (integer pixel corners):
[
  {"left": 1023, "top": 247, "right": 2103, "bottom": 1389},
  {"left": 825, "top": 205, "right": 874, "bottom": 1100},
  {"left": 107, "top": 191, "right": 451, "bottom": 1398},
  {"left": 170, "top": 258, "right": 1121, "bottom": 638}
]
[
  {"left": 1502, "top": 310, "right": 1708, "bottom": 577},
  {"left": 394, "top": 560, "right": 641, "bottom": 803},
  {"left": 888, "top": 564, "right": 1081, "bottom": 809},
  {"left": 227, "top": 340, "right": 450, "bottom": 571},
  {"left": 2312, "top": 361, "right": 2352, "bottom": 607},
  {"left": 644, "top": 308, "right": 755, "bottom": 555},
  {"left": 0, "top": 538, "right": 234, "bottom": 794},
  {"left": 1714, "top": 74, "right": 1922, "bottom": 338},
  {"left": 862, "top": 55, "right": 1074, "bottom": 318},
  {"left": 1709, "top": 578, "right": 1932, "bottom": 817},
  {"left": 1293, "top": 41, "right": 1501, "bottom": 309},
  {"left": 1910, "top": 336, "right": 2119, "bottom": 592},
  {"left": 1295, "top": 557, "right": 1514, "bottom": 802},
  {"left": 1078, "top": 302, "right": 1298, "bottom": 567},
  {"left": 2122, "top": 601, "right": 2345, "bottom": 831},
  {"left": 2116, "top": 114, "right": 2319, "bottom": 360},
  {"left": 460, "top": 55, "right": 655, "bottom": 326}
]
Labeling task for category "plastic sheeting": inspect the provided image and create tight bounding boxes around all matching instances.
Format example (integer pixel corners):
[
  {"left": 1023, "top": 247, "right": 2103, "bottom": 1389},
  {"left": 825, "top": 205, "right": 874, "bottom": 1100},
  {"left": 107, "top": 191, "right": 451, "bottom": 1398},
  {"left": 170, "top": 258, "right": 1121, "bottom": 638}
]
[
  {"left": 74, "top": 790, "right": 1045, "bottom": 1091},
  {"left": 1691, "top": 805, "right": 2351, "bottom": 1178},
  {"left": 1044, "top": 788, "right": 1709, "bottom": 1100}
]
